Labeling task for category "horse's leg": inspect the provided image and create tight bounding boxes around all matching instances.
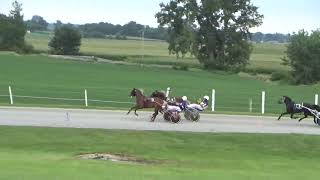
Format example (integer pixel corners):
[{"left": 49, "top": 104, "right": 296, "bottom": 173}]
[
  {"left": 134, "top": 107, "right": 143, "bottom": 116},
  {"left": 151, "top": 109, "right": 159, "bottom": 122},
  {"left": 277, "top": 112, "right": 288, "bottom": 120},
  {"left": 127, "top": 106, "right": 137, "bottom": 115},
  {"left": 290, "top": 113, "right": 299, "bottom": 119},
  {"left": 298, "top": 113, "right": 307, "bottom": 122}
]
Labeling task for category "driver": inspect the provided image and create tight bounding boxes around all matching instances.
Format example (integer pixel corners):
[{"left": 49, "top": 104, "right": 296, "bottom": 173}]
[
  {"left": 187, "top": 96, "right": 209, "bottom": 111},
  {"left": 162, "top": 96, "right": 188, "bottom": 112}
]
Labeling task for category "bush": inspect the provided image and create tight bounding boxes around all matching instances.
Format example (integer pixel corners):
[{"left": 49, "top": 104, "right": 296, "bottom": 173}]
[
  {"left": 172, "top": 64, "right": 189, "bottom": 71},
  {"left": 270, "top": 71, "right": 289, "bottom": 81},
  {"left": 115, "top": 35, "right": 127, "bottom": 40},
  {"left": 243, "top": 68, "right": 275, "bottom": 75}
]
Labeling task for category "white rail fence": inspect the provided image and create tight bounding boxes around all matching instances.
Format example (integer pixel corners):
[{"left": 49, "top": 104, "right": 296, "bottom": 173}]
[
  {"left": 1, "top": 86, "right": 134, "bottom": 107},
  {"left": 0, "top": 86, "right": 318, "bottom": 114}
]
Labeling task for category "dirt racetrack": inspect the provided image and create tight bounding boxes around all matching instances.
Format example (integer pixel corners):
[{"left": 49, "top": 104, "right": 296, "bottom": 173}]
[{"left": 0, "top": 107, "right": 319, "bottom": 135}]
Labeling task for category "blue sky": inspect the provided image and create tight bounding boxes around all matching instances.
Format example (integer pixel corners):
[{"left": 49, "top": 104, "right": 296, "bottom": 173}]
[{"left": 0, "top": 0, "right": 319, "bottom": 33}]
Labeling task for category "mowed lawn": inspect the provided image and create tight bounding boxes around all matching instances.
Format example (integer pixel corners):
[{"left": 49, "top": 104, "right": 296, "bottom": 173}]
[
  {"left": 0, "top": 126, "right": 319, "bottom": 180},
  {"left": 25, "top": 32, "right": 288, "bottom": 71},
  {"left": 0, "top": 52, "right": 318, "bottom": 115}
]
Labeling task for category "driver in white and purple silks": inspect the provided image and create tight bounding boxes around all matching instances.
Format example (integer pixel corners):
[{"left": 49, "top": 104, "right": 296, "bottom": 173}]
[
  {"left": 187, "top": 96, "right": 209, "bottom": 111},
  {"left": 163, "top": 96, "right": 189, "bottom": 112}
]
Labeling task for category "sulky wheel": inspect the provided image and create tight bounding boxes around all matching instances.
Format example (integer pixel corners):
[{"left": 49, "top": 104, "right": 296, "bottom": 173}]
[
  {"left": 190, "top": 111, "right": 200, "bottom": 121},
  {"left": 170, "top": 112, "right": 181, "bottom": 123},
  {"left": 184, "top": 111, "right": 191, "bottom": 120},
  {"left": 185, "top": 107, "right": 200, "bottom": 122},
  {"left": 163, "top": 111, "right": 171, "bottom": 122}
]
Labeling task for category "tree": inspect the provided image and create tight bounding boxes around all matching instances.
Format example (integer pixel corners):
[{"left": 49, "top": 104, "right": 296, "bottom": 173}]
[
  {"left": 25, "top": 15, "right": 48, "bottom": 32},
  {"left": 0, "top": 0, "right": 26, "bottom": 50},
  {"left": 49, "top": 25, "right": 82, "bottom": 55},
  {"left": 156, "top": 0, "right": 263, "bottom": 70},
  {"left": 282, "top": 30, "right": 320, "bottom": 84}
]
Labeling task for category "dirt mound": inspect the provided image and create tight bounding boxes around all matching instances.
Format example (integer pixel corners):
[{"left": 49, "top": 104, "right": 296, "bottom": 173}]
[{"left": 77, "top": 153, "right": 160, "bottom": 164}]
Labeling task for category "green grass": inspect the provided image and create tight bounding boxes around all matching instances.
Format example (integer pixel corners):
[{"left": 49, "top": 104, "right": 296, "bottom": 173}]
[
  {"left": 0, "top": 52, "right": 319, "bottom": 115},
  {"left": 25, "top": 32, "right": 288, "bottom": 71},
  {"left": 0, "top": 126, "right": 319, "bottom": 180}
]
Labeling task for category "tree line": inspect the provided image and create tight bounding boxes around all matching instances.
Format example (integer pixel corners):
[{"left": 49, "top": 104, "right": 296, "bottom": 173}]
[{"left": 26, "top": 14, "right": 290, "bottom": 43}]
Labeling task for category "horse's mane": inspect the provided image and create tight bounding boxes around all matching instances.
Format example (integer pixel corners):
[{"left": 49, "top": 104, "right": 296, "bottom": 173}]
[
  {"left": 155, "top": 90, "right": 165, "bottom": 95},
  {"left": 150, "top": 90, "right": 166, "bottom": 99}
]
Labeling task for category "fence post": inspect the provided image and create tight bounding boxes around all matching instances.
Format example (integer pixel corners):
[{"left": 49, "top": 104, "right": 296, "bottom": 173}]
[
  {"left": 84, "top": 89, "right": 88, "bottom": 107},
  {"left": 261, "top": 91, "right": 265, "bottom": 114},
  {"left": 165, "top": 87, "right": 171, "bottom": 98},
  {"left": 315, "top": 94, "right": 318, "bottom": 105},
  {"left": 249, "top": 98, "right": 253, "bottom": 113},
  {"left": 211, "top": 89, "right": 215, "bottom": 112},
  {"left": 8, "top": 86, "right": 13, "bottom": 105}
]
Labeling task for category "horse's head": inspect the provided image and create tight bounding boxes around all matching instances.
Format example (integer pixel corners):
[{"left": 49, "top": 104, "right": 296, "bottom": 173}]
[
  {"left": 278, "top": 96, "right": 292, "bottom": 104},
  {"left": 130, "top": 88, "right": 143, "bottom": 98},
  {"left": 130, "top": 88, "right": 137, "bottom": 97}
]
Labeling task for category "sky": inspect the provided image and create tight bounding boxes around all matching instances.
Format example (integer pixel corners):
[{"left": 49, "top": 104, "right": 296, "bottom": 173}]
[{"left": 0, "top": 0, "right": 319, "bottom": 34}]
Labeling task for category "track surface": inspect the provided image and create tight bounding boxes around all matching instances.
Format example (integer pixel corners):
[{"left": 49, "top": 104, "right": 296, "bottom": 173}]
[{"left": 0, "top": 107, "right": 319, "bottom": 135}]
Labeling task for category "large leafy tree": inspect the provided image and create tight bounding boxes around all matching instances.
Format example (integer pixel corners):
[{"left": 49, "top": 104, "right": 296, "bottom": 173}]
[
  {"left": 283, "top": 30, "right": 320, "bottom": 84},
  {"left": 0, "top": 0, "right": 26, "bottom": 50},
  {"left": 156, "top": 0, "right": 263, "bottom": 70},
  {"left": 49, "top": 25, "right": 82, "bottom": 55}
]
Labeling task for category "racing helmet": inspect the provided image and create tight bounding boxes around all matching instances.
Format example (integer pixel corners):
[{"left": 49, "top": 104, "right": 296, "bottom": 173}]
[
  {"left": 182, "top": 96, "right": 188, "bottom": 101},
  {"left": 203, "top": 95, "right": 210, "bottom": 100}
]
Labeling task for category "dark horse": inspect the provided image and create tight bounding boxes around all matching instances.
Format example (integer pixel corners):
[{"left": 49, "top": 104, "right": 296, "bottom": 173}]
[
  {"left": 127, "top": 88, "right": 165, "bottom": 121},
  {"left": 151, "top": 90, "right": 184, "bottom": 103},
  {"left": 278, "top": 96, "right": 320, "bottom": 123}
]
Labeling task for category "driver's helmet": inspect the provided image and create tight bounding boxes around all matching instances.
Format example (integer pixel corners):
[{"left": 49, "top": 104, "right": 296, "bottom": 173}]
[
  {"left": 182, "top": 96, "right": 188, "bottom": 101},
  {"left": 203, "top": 95, "right": 210, "bottom": 100}
]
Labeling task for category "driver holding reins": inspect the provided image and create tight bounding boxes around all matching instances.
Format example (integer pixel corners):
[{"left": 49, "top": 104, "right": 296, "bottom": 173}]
[
  {"left": 162, "top": 95, "right": 209, "bottom": 112},
  {"left": 187, "top": 95, "right": 209, "bottom": 111},
  {"left": 162, "top": 96, "right": 188, "bottom": 112}
]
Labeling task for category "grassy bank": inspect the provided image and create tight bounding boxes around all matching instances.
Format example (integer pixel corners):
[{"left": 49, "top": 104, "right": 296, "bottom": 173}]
[{"left": 0, "top": 126, "right": 319, "bottom": 180}]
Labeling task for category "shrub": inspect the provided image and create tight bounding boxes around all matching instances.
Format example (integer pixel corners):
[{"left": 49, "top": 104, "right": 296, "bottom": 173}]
[
  {"left": 270, "top": 71, "right": 289, "bottom": 81},
  {"left": 172, "top": 64, "right": 189, "bottom": 71}
]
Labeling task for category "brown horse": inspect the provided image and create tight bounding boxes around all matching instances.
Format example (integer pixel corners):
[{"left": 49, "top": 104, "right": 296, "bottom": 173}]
[
  {"left": 127, "top": 88, "right": 165, "bottom": 121},
  {"left": 151, "top": 90, "right": 183, "bottom": 104}
]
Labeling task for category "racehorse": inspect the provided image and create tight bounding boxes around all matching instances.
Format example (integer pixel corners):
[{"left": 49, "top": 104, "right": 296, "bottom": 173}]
[
  {"left": 127, "top": 88, "right": 165, "bottom": 121},
  {"left": 151, "top": 90, "right": 184, "bottom": 103},
  {"left": 278, "top": 96, "right": 320, "bottom": 123}
]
